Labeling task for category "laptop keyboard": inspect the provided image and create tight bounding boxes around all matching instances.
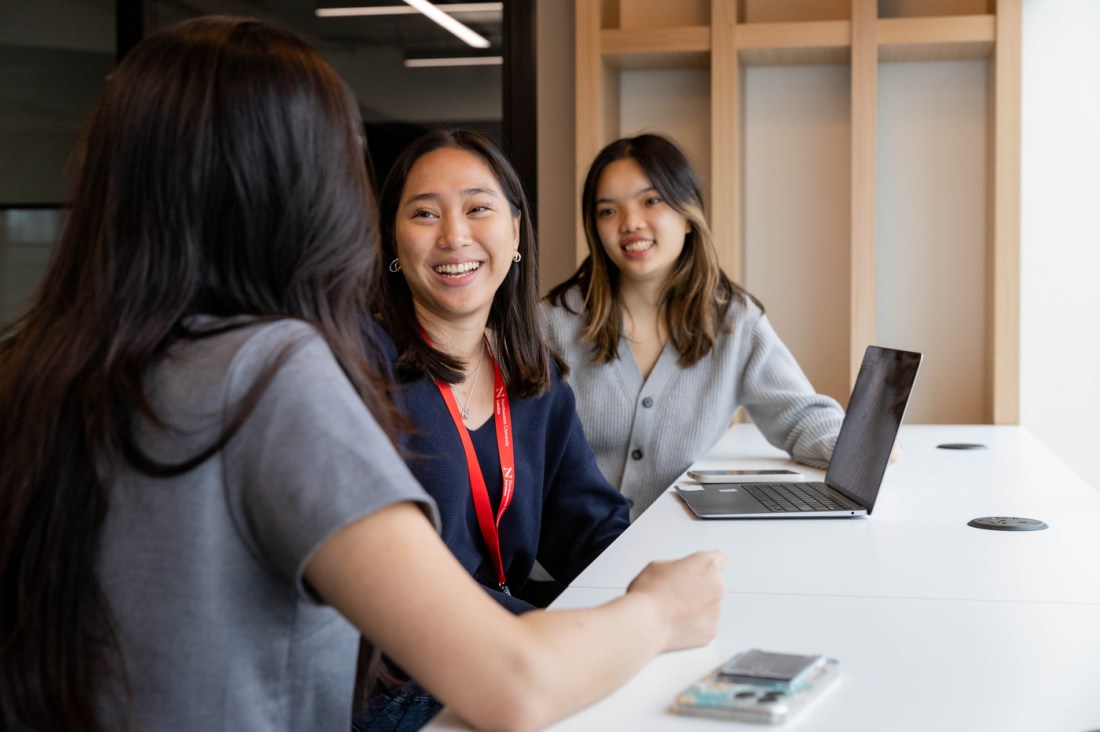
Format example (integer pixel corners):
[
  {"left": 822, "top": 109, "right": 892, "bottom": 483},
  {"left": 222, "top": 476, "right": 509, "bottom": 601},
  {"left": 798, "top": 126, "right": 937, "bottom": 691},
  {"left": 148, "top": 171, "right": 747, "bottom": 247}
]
[{"left": 743, "top": 482, "right": 854, "bottom": 512}]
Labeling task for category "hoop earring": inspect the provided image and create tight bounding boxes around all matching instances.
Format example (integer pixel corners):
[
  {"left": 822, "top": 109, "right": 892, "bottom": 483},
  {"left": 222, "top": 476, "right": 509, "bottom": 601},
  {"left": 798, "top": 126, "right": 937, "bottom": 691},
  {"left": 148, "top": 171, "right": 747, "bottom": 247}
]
[
  {"left": 512, "top": 251, "right": 522, "bottom": 263},
  {"left": 388, "top": 258, "right": 401, "bottom": 273}
]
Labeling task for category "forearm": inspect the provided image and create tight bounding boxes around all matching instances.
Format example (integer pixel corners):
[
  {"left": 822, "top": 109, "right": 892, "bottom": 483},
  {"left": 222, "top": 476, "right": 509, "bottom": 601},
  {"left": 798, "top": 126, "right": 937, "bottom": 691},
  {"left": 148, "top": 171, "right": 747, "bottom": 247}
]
[
  {"left": 309, "top": 505, "right": 658, "bottom": 730},
  {"left": 501, "top": 592, "right": 669, "bottom": 727},
  {"left": 308, "top": 503, "right": 720, "bottom": 732}
]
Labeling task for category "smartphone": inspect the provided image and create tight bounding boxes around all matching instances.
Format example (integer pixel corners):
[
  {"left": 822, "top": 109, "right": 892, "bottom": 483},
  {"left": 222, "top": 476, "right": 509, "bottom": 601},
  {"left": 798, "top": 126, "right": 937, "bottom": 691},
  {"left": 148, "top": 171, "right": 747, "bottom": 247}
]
[
  {"left": 717, "top": 649, "right": 825, "bottom": 689},
  {"left": 686, "top": 469, "right": 804, "bottom": 484},
  {"left": 673, "top": 650, "right": 839, "bottom": 724}
]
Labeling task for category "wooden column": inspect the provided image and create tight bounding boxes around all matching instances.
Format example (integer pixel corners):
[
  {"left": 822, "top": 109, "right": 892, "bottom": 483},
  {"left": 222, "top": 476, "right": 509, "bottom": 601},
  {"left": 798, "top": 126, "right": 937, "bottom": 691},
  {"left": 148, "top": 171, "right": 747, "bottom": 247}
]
[
  {"left": 710, "top": 0, "right": 742, "bottom": 283},
  {"left": 989, "top": 0, "right": 1021, "bottom": 423},
  {"left": 849, "top": 0, "right": 878, "bottom": 386},
  {"left": 575, "top": 0, "right": 604, "bottom": 264}
]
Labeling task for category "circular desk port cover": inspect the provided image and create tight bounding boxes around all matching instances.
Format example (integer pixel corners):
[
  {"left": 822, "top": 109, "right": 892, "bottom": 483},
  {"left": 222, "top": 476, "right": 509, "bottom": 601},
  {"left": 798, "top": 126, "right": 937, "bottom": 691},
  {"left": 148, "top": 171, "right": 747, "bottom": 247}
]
[
  {"left": 967, "top": 516, "right": 1048, "bottom": 531},
  {"left": 937, "top": 443, "right": 988, "bottom": 450}
]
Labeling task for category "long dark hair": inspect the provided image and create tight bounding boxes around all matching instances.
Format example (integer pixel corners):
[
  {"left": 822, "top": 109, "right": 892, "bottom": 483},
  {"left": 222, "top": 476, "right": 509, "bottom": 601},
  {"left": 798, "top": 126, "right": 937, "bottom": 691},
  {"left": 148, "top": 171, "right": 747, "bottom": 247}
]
[
  {"left": 371, "top": 128, "right": 561, "bottom": 397},
  {"left": 547, "top": 133, "right": 757, "bottom": 366},
  {"left": 0, "top": 17, "right": 395, "bottom": 730}
]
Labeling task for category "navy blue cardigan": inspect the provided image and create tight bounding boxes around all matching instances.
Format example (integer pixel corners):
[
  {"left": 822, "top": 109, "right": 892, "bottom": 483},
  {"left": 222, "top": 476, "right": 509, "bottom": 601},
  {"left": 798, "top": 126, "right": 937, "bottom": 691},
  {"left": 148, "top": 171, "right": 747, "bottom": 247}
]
[{"left": 371, "top": 323, "right": 630, "bottom": 613}]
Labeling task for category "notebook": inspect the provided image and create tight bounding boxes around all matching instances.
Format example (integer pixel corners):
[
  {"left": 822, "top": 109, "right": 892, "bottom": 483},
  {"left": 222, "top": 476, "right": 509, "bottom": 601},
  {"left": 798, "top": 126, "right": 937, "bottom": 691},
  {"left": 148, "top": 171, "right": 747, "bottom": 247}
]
[{"left": 675, "top": 345, "right": 922, "bottom": 519}]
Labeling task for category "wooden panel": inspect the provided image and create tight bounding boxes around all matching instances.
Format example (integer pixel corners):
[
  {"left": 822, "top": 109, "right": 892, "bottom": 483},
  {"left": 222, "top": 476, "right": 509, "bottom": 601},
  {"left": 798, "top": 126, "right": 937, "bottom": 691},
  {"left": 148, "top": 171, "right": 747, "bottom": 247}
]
[
  {"left": 743, "top": 0, "right": 849, "bottom": 23},
  {"left": 603, "top": 52, "right": 709, "bottom": 70},
  {"left": 739, "top": 45, "right": 850, "bottom": 66},
  {"left": 990, "top": 0, "right": 1021, "bottom": 423},
  {"left": 736, "top": 19, "right": 851, "bottom": 47},
  {"left": 878, "top": 15, "right": 995, "bottom": 61},
  {"left": 619, "top": 0, "right": 710, "bottom": 28},
  {"left": 879, "top": 0, "right": 992, "bottom": 18},
  {"left": 601, "top": 0, "right": 619, "bottom": 28},
  {"left": 736, "top": 20, "right": 850, "bottom": 66},
  {"left": 849, "top": 0, "right": 876, "bottom": 387},
  {"left": 601, "top": 26, "right": 710, "bottom": 59},
  {"left": 575, "top": 0, "right": 604, "bottom": 264},
  {"left": 711, "top": 0, "right": 740, "bottom": 282}
]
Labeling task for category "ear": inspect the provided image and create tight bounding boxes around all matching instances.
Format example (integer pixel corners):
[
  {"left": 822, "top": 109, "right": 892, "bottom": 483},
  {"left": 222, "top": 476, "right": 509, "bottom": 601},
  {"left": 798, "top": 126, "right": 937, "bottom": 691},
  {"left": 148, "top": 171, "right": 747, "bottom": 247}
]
[{"left": 513, "top": 213, "right": 521, "bottom": 250}]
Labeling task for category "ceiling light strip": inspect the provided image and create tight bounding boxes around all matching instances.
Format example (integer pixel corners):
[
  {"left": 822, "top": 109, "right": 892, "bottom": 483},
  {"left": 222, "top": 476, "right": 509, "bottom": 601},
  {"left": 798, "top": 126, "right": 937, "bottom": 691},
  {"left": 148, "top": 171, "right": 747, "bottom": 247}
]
[
  {"left": 316, "top": 3, "right": 501, "bottom": 17},
  {"left": 404, "top": 55, "right": 503, "bottom": 67},
  {"left": 402, "top": 0, "right": 491, "bottom": 48}
]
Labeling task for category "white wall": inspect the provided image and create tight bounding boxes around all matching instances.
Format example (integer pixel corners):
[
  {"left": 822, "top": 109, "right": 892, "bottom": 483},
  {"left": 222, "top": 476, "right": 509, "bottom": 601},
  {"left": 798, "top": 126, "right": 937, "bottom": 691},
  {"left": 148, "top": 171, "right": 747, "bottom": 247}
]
[
  {"left": 876, "top": 60, "right": 988, "bottom": 424},
  {"left": 1020, "top": 0, "right": 1100, "bottom": 490},
  {"left": 744, "top": 65, "right": 852, "bottom": 404},
  {"left": 619, "top": 69, "right": 711, "bottom": 191}
]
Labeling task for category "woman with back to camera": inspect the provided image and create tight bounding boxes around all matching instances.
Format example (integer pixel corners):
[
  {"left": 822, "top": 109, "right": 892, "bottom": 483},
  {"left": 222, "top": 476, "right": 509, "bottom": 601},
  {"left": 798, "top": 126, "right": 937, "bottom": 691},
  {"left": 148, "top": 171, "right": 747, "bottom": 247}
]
[
  {"left": 362, "top": 129, "right": 632, "bottom": 728},
  {"left": 0, "top": 20, "right": 724, "bottom": 731},
  {"left": 544, "top": 133, "right": 846, "bottom": 519}
]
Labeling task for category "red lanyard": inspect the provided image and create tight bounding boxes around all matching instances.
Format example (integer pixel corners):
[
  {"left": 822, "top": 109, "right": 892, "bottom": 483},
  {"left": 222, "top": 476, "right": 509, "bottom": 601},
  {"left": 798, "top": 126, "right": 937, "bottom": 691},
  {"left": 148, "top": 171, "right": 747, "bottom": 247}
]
[{"left": 428, "top": 335, "right": 516, "bottom": 594}]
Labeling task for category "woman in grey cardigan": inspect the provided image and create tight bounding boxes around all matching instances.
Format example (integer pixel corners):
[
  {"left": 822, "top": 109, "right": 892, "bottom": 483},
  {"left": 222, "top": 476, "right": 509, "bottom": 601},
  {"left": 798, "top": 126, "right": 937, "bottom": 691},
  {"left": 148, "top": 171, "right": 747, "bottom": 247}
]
[{"left": 544, "top": 134, "right": 845, "bottom": 519}]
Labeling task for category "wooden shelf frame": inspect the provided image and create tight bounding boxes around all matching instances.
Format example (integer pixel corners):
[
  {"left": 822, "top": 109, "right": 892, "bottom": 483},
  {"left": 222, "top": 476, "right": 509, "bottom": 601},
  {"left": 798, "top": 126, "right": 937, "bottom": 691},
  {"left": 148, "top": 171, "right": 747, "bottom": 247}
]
[
  {"left": 574, "top": 0, "right": 1020, "bottom": 422},
  {"left": 593, "top": 14, "right": 996, "bottom": 66},
  {"left": 601, "top": 26, "right": 710, "bottom": 69}
]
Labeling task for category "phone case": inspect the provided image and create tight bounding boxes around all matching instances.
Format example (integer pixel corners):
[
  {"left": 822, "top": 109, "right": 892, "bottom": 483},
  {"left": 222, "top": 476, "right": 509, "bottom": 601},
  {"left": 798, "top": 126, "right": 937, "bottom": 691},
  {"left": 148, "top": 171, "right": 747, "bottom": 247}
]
[{"left": 672, "top": 657, "right": 839, "bottom": 724}]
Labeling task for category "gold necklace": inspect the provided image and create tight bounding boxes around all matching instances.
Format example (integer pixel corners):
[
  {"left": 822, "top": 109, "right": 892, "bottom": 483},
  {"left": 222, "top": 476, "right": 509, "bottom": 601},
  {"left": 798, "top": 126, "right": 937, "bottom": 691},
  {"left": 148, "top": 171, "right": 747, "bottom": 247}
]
[{"left": 453, "top": 339, "right": 486, "bottom": 421}]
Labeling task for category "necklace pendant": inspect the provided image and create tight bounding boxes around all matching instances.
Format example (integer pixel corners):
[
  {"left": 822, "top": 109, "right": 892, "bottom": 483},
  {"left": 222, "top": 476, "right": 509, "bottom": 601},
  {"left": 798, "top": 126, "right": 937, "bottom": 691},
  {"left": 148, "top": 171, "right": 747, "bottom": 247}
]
[{"left": 460, "top": 407, "right": 470, "bottom": 420}]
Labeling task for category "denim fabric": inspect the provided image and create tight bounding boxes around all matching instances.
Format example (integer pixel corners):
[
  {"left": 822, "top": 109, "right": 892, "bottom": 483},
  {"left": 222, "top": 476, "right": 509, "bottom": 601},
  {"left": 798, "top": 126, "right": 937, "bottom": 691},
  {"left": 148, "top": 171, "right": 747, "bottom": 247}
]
[{"left": 354, "top": 682, "right": 443, "bottom": 732}]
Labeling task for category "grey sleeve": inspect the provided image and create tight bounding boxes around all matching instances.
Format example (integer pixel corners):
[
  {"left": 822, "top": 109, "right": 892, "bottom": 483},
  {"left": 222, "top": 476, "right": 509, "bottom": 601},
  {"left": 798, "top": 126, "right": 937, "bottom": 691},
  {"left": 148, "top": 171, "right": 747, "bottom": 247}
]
[
  {"left": 539, "top": 300, "right": 566, "bottom": 354},
  {"left": 739, "top": 314, "right": 845, "bottom": 469},
  {"left": 220, "top": 324, "right": 437, "bottom": 600}
]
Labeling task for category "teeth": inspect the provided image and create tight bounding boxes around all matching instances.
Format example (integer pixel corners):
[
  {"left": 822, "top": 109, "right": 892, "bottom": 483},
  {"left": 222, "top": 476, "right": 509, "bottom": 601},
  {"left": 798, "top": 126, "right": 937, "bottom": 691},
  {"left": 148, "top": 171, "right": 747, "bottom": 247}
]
[
  {"left": 623, "top": 240, "right": 654, "bottom": 253},
  {"left": 434, "top": 261, "right": 481, "bottom": 275}
]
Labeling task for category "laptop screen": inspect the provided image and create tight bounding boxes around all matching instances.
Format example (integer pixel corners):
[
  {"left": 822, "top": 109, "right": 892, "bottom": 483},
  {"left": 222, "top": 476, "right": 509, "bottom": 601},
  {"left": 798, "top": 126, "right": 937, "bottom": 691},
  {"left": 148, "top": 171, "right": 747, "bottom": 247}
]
[{"left": 824, "top": 346, "right": 922, "bottom": 511}]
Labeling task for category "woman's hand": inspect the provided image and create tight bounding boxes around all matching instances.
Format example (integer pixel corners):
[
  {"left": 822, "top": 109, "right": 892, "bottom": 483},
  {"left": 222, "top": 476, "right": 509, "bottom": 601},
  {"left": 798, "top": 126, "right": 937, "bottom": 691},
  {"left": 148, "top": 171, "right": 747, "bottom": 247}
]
[{"left": 626, "top": 550, "right": 727, "bottom": 651}]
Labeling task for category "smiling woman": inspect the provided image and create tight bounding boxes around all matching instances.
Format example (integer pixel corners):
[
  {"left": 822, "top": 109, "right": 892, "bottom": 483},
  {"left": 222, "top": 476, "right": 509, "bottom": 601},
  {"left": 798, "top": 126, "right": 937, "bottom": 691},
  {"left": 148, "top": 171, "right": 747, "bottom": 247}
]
[
  {"left": 393, "top": 146, "right": 520, "bottom": 340},
  {"left": 593, "top": 157, "right": 692, "bottom": 289},
  {"left": 544, "top": 133, "right": 847, "bottom": 519},
  {"left": 363, "top": 128, "right": 633, "bottom": 728}
]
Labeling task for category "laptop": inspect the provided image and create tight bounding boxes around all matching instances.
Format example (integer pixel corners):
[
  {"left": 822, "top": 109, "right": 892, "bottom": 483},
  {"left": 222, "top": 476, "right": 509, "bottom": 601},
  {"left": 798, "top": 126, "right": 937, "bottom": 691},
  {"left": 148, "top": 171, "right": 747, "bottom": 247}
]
[{"left": 675, "top": 345, "right": 922, "bottom": 519}]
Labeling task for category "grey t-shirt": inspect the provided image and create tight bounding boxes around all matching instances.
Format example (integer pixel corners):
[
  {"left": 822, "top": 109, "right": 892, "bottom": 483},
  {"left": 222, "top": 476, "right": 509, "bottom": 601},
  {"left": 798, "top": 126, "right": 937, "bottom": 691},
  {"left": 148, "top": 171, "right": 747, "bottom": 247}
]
[{"left": 95, "top": 319, "right": 436, "bottom": 731}]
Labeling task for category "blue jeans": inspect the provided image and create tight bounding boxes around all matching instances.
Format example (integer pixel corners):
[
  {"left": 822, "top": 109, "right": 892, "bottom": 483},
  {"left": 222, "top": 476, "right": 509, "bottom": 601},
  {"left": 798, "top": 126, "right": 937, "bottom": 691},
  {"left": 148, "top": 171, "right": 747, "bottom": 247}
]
[{"left": 353, "top": 681, "right": 443, "bottom": 732}]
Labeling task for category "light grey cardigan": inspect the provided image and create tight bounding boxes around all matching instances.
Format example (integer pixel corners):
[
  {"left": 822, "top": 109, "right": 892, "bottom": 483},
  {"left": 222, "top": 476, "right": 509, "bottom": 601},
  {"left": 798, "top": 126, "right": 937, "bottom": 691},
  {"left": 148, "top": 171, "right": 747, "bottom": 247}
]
[{"left": 541, "top": 288, "right": 844, "bottom": 518}]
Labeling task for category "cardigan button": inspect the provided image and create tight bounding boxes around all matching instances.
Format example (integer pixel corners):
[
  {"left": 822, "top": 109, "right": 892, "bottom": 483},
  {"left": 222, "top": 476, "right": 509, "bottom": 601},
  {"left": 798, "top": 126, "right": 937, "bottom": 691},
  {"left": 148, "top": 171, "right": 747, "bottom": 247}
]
[
  {"left": 642, "top": 396, "right": 654, "bottom": 408},
  {"left": 631, "top": 449, "right": 643, "bottom": 460}
]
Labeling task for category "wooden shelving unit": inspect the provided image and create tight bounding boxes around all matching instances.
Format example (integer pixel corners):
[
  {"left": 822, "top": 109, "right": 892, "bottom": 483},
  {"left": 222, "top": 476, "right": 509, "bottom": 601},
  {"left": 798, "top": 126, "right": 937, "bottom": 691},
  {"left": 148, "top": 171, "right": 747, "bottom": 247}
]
[{"left": 574, "top": 0, "right": 1020, "bottom": 423}]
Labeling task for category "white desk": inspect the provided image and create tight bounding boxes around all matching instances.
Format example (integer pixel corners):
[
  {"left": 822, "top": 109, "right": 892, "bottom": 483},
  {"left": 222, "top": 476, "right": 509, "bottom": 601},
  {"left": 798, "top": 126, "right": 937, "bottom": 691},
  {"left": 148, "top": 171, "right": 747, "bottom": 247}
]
[{"left": 428, "top": 425, "right": 1100, "bottom": 731}]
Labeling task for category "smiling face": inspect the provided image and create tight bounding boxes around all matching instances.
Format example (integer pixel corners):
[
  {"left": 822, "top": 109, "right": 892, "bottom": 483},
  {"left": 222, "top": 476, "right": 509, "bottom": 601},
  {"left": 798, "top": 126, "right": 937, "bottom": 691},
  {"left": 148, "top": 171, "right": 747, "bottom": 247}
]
[
  {"left": 593, "top": 157, "right": 692, "bottom": 286},
  {"left": 394, "top": 146, "right": 520, "bottom": 330}
]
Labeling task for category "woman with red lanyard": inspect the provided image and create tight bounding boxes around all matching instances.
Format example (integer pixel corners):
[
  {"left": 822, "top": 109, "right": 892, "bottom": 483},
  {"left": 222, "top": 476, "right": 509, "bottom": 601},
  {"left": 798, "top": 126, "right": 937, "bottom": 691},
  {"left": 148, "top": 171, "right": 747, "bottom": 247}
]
[{"left": 360, "top": 129, "right": 632, "bottom": 729}]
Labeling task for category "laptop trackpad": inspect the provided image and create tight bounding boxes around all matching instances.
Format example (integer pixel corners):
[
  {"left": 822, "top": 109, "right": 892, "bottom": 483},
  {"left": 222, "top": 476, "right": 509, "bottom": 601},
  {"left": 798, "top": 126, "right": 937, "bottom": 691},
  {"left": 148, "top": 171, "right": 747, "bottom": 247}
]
[{"left": 676, "top": 484, "right": 769, "bottom": 517}]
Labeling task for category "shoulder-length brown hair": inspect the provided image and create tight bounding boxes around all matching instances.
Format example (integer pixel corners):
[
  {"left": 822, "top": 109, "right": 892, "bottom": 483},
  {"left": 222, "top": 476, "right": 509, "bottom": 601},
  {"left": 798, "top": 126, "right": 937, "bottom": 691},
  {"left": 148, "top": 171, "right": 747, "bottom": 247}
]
[
  {"left": 371, "top": 128, "right": 562, "bottom": 397},
  {"left": 547, "top": 133, "right": 757, "bottom": 366},
  {"left": 0, "top": 17, "right": 394, "bottom": 730}
]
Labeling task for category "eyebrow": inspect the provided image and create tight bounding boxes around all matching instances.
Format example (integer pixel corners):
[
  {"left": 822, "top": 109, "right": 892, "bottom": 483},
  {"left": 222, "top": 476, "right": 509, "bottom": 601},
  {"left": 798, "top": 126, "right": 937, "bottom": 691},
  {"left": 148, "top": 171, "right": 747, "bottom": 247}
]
[
  {"left": 403, "top": 187, "right": 501, "bottom": 206},
  {"left": 596, "top": 186, "right": 657, "bottom": 205}
]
